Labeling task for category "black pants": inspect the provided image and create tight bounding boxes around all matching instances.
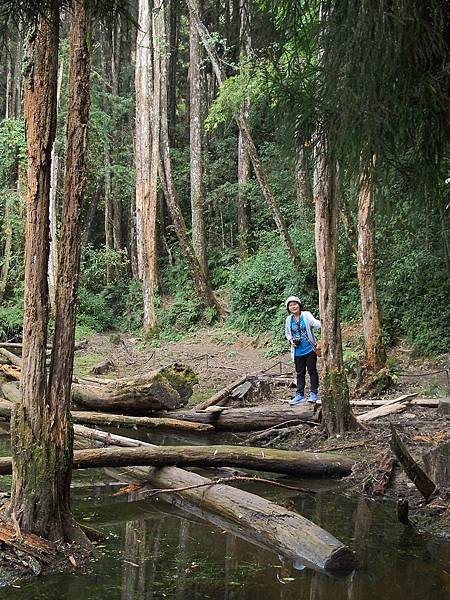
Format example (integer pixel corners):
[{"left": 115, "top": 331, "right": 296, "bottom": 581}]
[{"left": 294, "top": 351, "right": 319, "bottom": 395}]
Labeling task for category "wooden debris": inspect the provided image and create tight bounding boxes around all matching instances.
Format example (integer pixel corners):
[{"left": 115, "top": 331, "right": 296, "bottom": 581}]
[
  {"left": 422, "top": 441, "right": 450, "bottom": 489},
  {"left": 389, "top": 424, "right": 438, "bottom": 501},
  {"left": 193, "top": 374, "right": 248, "bottom": 410},
  {"left": 357, "top": 393, "right": 418, "bottom": 423},
  {"left": 0, "top": 364, "right": 21, "bottom": 380},
  {"left": 351, "top": 398, "right": 439, "bottom": 408},
  {"left": 363, "top": 451, "right": 397, "bottom": 496},
  {"left": 90, "top": 359, "right": 114, "bottom": 375}
]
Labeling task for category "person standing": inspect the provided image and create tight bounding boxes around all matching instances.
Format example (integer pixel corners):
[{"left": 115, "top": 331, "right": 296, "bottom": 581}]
[{"left": 284, "top": 295, "right": 321, "bottom": 405}]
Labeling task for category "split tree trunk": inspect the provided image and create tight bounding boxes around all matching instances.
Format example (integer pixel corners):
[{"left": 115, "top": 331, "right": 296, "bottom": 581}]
[
  {"left": 314, "top": 141, "right": 358, "bottom": 435},
  {"left": 357, "top": 158, "right": 386, "bottom": 372},
  {"left": 46, "top": 0, "right": 92, "bottom": 544},
  {"left": 7, "top": 0, "right": 93, "bottom": 544},
  {"left": 7, "top": 1, "right": 63, "bottom": 540}
]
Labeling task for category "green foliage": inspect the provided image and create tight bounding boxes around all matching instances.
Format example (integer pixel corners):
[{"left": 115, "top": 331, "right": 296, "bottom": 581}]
[
  {"left": 228, "top": 227, "right": 317, "bottom": 337},
  {"left": 77, "top": 286, "right": 115, "bottom": 332},
  {"left": 0, "top": 301, "right": 23, "bottom": 341},
  {"left": 205, "top": 66, "right": 266, "bottom": 131}
]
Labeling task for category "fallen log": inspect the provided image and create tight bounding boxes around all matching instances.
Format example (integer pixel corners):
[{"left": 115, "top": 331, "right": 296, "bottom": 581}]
[
  {"left": 0, "top": 394, "right": 213, "bottom": 434},
  {"left": 156, "top": 405, "right": 319, "bottom": 431},
  {"left": 0, "top": 442, "right": 355, "bottom": 478},
  {"left": 389, "top": 424, "right": 438, "bottom": 501},
  {"left": 351, "top": 398, "right": 438, "bottom": 408},
  {"left": 73, "top": 425, "right": 357, "bottom": 574},
  {"left": 70, "top": 411, "right": 214, "bottom": 433},
  {"left": 193, "top": 374, "right": 248, "bottom": 410},
  {"left": 1, "top": 355, "right": 198, "bottom": 414},
  {"left": 72, "top": 364, "right": 197, "bottom": 413},
  {"left": 363, "top": 451, "right": 397, "bottom": 496},
  {"left": 0, "top": 348, "right": 22, "bottom": 367},
  {"left": 357, "top": 393, "right": 418, "bottom": 423}
]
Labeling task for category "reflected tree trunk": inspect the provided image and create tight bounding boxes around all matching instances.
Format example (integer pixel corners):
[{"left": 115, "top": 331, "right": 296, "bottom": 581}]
[{"left": 175, "top": 521, "right": 190, "bottom": 600}]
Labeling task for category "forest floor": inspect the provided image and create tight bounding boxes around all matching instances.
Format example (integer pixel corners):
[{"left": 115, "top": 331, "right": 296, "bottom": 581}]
[{"left": 72, "top": 324, "right": 450, "bottom": 538}]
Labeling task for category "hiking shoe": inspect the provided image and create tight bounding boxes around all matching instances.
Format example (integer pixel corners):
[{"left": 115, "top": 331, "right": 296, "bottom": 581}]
[
  {"left": 308, "top": 391, "right": 318, "bottom": 403},
  {"left": 289, "top": 394, "right": 305, "bottom": 406}
]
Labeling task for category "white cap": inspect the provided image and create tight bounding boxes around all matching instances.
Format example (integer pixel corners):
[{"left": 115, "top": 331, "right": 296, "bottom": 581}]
[{"left": 285, "top": 295, "right": 301, "bottom": 310}]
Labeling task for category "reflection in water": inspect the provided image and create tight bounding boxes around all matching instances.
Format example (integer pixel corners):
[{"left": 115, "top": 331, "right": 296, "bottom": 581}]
[{"left": 2, "top": 483, "right": 450, "bottom": 600}]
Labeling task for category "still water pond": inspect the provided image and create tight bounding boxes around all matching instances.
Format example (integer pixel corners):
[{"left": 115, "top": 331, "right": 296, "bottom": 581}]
[{"left": 0, "top": 431, "right": 449, "bottom": 600}]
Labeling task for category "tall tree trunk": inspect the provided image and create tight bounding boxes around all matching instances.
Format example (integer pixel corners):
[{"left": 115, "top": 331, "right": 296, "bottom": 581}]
[
  {"left": 159, "top": 2, "right": 222, "bottom": 315},
  {"left": 188, "top": 0, "right": 302, "bottom": 271},
  {"left": 237, "top": 0, "right": 251, "bottom": 258},
  {"left": 314, "top": 140, "right": 358, "bottom": 436},
  {"left": 104, "top": 139, "right": 115, "bottom": 283},
  {"left": 167, "top": 0, "right": 179, "bottom": 145},
  {"left": 135, "top": 0, "right": 158, "bottom": 332},
  {"left": 189, "top": 1, "right": 209, "bottom": 277},
  {"left": 48, "top": 59, "right": 64, "bottom": 314},
  {"left": 357, "top": 158, "right": 386, "bottom": 372},
  {"left": 0, "top": 197, "right": 13, "bottom": 304},
  {"left": 7, "top": 1, "right": 60, "bottom": 537}
]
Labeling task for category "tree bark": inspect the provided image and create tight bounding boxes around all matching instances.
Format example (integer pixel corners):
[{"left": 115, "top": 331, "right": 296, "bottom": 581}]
[
  {"left": 314, "top": 140, "right": 358, "bottom": 435},
  {"left": 357, "top": 158, "right": 386, "bottom": 372},
  {"left": 159, "top": 1, "right": 222, "bottom": 315},
  {"left": 0, "top": 197, "right": 13, "bottom": 304}
]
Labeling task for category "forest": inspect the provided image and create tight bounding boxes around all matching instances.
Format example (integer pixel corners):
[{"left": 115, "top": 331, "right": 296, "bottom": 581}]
[{"left": 0, "top": 0, "right": 449, "bottom": 598}]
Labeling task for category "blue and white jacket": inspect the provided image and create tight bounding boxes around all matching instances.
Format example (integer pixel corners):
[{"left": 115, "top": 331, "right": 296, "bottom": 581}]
[{"left": 285, "top": 311, "right": 321, "bottom": 360}]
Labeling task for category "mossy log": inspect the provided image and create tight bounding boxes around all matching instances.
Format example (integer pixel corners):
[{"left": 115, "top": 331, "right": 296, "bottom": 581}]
[
  {"left": 0, "top": 361, "right": 197, "bottom": 415},
  {"left": 73, "top": 425, "right": 357, "bottom": 575},
  {"left": 71, "top": 363, "right": 197, "bottom": 414}
]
